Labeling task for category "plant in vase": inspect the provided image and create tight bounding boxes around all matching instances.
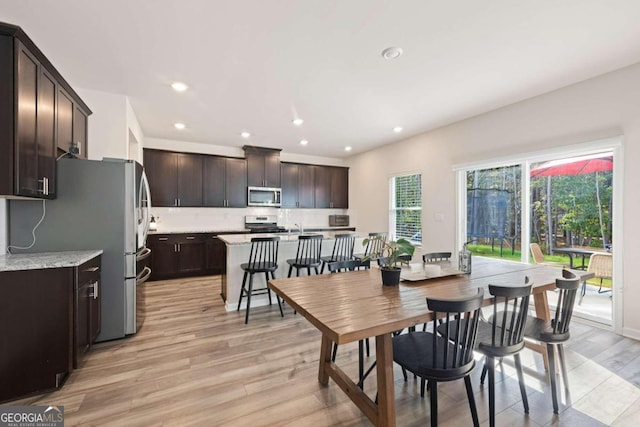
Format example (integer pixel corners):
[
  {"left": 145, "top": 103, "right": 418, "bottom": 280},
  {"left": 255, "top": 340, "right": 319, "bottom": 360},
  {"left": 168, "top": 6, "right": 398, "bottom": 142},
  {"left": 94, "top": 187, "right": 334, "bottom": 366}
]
[{"left": 363, "top": 236, "right": 415, "bottom": 286}]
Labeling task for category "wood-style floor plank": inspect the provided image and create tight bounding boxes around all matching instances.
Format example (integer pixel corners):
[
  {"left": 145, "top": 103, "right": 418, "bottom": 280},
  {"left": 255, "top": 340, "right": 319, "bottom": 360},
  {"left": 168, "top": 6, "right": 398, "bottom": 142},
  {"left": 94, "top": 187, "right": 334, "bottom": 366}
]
[{"left": 6, "top": 275, "right": 640, "bottom": 426}]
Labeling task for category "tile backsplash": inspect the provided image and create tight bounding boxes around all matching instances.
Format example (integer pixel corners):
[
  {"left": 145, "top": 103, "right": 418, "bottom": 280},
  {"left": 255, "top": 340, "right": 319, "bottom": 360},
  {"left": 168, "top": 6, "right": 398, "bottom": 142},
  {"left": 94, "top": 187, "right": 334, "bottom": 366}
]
[{"left": 150, "top": 207, "right": 353, "bottom": 232}]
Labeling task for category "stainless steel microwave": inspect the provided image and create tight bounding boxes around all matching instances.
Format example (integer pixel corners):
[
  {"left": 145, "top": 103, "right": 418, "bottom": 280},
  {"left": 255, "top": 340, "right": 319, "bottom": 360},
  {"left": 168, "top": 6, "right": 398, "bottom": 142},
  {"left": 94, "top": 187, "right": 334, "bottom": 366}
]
[{"left": 247, "top": 186, "right": 282, "bottom": 207}]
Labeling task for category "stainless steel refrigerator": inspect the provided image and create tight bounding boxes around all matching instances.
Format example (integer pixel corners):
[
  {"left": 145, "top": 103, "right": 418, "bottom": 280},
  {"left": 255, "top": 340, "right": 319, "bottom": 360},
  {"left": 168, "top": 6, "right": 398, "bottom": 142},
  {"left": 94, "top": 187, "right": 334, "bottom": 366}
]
[{"left": 8, "top": 157, "right": 152, "bottom": 342}]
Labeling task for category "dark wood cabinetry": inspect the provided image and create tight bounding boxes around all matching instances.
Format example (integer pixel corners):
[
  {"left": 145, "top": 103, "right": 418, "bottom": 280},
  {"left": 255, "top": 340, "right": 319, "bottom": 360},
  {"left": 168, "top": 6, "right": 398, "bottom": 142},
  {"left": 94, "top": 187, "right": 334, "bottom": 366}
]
[
  {"left": 57, "top": 87, "right": 89, "bottom": 159},
  {"left": 281, "top": 162, "right": 315, "bottom": 208},
  {"left": 143, "top": 149, "right": 203, "bottom": 207},
  {"left": 203, "top": 156, "right": 247, "bottom": 207},
  {"left": 0, "top": 23, "right": 91, "bottom": 199},
  {"left": 0, "top": 267, "right": 72, "bottom": 402},
  {"left": 74, "top": 256, "right": 101, "bottom": 368},
  {"left": 148, "top": 233, "right": 226, "bottom": 280},
  {"left": 314, "top": 165, "right": 349, "bottom": 208},
  {"left": 244, "top": 146, "right": 281, "bottom": 188}
]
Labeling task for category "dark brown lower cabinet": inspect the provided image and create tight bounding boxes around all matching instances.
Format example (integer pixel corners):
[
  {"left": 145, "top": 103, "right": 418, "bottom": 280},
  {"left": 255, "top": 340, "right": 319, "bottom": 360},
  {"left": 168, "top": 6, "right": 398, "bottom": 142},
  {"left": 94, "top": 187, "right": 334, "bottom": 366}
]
[
  {"left": 0, "top": 267, "right": 72, "bottom": 402},
  {"left": 74, "top": 255, "right": 101, "bottom": 368},
  {"left": 148, "top": 233, "right": 226, "bottom": 281}
]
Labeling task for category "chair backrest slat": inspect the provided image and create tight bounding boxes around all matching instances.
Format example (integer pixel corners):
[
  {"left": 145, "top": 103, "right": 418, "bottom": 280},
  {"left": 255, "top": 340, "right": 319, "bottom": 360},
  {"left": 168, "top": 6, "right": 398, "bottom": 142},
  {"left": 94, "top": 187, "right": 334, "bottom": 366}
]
[
  {"left": 295, "top": 235, "right": 322, "bottom": 263},
  {"left": 551, "top": 270, "right": 580, "bottom": 336},
  {"left": 331, "top": 234, "right": 356, "bottom": 260},
  {"left": 248, "top": 237, "right": 279, "bottom": 266},
  {"left": 485, "top": 278, "right": 532, "bottom": 351}
]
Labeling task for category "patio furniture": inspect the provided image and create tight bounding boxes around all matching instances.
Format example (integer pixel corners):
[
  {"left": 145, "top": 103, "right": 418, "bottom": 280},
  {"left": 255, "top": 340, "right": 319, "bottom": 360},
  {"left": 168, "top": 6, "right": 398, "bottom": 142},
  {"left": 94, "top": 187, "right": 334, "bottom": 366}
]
[
  {"left": 530, "top": 243, "right": 566, "bottom": 267},
  {"left": 524, "top": 269, "right": 580, "bottom": 413},
  {"left": 583, "top": 252, "right": 613, "bottom": 295}
]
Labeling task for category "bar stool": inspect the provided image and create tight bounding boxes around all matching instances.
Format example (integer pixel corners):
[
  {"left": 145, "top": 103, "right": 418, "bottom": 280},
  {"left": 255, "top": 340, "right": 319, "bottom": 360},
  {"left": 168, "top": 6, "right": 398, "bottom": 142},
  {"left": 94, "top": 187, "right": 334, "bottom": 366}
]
[
  {"left": 237, "top": 236, "right": 283, "bottom": 324},
  {"left": 320, "top": 233, "right": 356, "bottom": 273},
  {"left": 286, "top": 235, "right": 323, "bottom": 277},
  {"left": 354, "top": 232, "right": 387, "bottom": 267}
]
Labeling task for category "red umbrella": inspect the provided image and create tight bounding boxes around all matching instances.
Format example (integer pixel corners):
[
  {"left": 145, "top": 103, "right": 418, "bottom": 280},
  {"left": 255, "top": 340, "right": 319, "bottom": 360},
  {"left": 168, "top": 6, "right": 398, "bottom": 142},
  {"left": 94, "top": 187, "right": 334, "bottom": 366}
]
[{"left": 530, "top": 154, "right": 613, "bottom": 177}]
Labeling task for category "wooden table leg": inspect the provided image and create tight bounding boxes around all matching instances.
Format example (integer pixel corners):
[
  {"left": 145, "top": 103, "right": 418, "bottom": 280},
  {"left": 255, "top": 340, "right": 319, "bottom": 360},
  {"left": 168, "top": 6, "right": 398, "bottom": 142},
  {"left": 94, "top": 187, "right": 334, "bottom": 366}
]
[
  {"left": 376, "top": 333, "right": 396, "bottom": 427},
  {"left": 530, "top": 290, "right": 551, "bottom": 370},
  {"left": 318, "top": 335, "right": 332, "bottom": 385}
]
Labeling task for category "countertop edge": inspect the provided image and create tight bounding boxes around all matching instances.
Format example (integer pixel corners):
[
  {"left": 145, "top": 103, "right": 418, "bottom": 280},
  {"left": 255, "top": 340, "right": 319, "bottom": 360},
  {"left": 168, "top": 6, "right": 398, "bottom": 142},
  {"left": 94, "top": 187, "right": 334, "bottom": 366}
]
[{"left": 0, "top": 250, "right": 104, "bottom": 272}]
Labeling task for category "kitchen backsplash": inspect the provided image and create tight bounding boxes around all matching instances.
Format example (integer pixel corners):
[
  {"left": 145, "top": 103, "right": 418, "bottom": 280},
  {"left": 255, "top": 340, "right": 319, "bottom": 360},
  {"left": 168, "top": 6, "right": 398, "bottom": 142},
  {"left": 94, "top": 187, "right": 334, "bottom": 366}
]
[{"left": 150, "top": 207, "right": 353, "bottom": 232}]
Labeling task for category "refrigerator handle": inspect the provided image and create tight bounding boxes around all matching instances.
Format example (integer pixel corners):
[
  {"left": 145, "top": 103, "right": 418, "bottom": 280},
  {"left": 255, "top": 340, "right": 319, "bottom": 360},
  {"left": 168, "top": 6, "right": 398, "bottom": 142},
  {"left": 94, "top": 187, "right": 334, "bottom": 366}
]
[{"left": 140, "top": 171, "right": 152, "bottom": 244}]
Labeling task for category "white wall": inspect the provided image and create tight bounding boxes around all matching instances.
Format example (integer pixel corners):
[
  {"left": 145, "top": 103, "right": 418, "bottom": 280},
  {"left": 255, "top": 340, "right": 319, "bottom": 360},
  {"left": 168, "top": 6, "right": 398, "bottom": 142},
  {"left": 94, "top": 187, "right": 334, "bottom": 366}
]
[
  {"left": 77, "top": 88, "right": 129, "bottom": 160},
  {"left": 348, "top": 61, "right": 640, "bottom": 338}
]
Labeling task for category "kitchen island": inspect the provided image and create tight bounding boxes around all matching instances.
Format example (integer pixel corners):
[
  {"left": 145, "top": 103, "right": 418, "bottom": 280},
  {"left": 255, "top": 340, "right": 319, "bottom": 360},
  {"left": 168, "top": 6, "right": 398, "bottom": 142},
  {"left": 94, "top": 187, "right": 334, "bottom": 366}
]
[{"left": 218, "top": 232, "right": 366, "bottom": 312}]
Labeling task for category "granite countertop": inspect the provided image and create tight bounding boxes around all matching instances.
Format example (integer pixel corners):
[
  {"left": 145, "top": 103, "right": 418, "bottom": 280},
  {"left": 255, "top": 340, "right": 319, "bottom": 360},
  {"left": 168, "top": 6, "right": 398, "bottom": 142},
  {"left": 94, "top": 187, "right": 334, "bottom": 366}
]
[
  {"left": 149, "top": 226, "right": 355, "bottom": 235},
  {"left": 219, "top": 231, "right": 364, "bottom": 245},
  {"left": 0, "top": 250, "right": 103, "bottom": 272}
]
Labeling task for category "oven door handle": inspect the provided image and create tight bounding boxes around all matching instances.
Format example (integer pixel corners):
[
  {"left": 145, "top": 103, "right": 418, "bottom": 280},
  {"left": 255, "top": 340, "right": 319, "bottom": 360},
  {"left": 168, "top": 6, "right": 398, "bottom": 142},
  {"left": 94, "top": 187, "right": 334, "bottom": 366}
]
[
  {"left": 136, "top": 247, "right": 152, "bottom": 261},
  {"left": 136, "top": 266, "right": 152, "bottom": 285}
]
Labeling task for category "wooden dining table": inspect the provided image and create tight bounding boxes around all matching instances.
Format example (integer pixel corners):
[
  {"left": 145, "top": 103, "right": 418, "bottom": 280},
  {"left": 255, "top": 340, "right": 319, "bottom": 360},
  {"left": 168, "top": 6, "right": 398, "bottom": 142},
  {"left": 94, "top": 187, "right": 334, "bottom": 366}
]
[{"left": 268, "top": 257, "right": 593, "bottom": 427}]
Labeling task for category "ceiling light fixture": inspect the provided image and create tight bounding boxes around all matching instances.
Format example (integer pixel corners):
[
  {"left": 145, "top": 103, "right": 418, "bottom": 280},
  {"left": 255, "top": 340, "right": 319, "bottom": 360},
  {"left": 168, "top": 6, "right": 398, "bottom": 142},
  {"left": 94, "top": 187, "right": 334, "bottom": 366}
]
[
  {"left": 171, "top": 82, "right": 188, "bottom": 92},
  {"left": 240, "top": 131, "right": 251, "bottom": 139},
  {"left": 381, "top": 47, "right": 403, "bottom": 60},
  {"left": 174, "top": 122, "right": 186, "bottom": 130},
  {"left": 345, "top": 146, "right": 352, "bottom": 152},
  {"left": 292, "top": 118, "right": 304, "bottom": 126},
  {"left": 300, "top": 139, "right": 308, "bottom": 146},
  {"left": 393, "top": 126, "right": 404, "bottom": 133}
]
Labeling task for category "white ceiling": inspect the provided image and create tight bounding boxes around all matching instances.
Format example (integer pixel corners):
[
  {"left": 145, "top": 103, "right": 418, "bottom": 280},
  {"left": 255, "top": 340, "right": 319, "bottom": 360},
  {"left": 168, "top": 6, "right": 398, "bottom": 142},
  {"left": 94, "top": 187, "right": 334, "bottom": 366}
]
[{"left": 3, "top": 0, "right": 640, "bottom": 158}]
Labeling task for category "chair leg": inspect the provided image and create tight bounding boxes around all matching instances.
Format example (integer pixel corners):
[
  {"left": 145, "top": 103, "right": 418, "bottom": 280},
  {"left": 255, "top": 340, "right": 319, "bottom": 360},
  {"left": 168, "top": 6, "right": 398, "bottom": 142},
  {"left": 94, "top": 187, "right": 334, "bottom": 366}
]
[
  {"left": 365, "top": 338, "right": 370, "bottom": 357},
  {"left": 272, "top": 272, "right": 283, "bottom": 318},
  {"left": 430, "top": 380, "right": 438, "bottom": 427},
  {"left": 547, "top": 343, "right": 560, "bottom": 414},
  {"left": 402, "top": 366, "right": 408, "bottom": 381},
  {"left": 244, "top": 273, "right": 254, "bottom": 324},
  {"left": 480, "top": 356, "right": 488, "bottom": 384},
  {"left": 420, "top": 378, "right": 426, "bottom": 398},
  {"left": 307, "top": 267, "right": 311, "bottom": 276},
  {"left": 320, "top": 261, "right": 326, "bottom": 274},
  {"left": 488, "top": 356, "right": 496, "bottom": 427},
  {"left": 237, "top": 271, "right": 248, "bottom": 311},
  {"left": 358, "top": 340, "right": 364, "bottom": 388},
  {"left": 514, "top": 353, "right": 529, "bottom": 413},
  {"left": 464, "top": 375, "right": 480, "bottom": 427},
  {"left": 557, "top": 344, "right": 570, "bottom": 392},
  {"left": 265, "top": 272, "right": 272, "bottom": 305},
  {"left": 287, "top": 265, "right": 293, "bottom": 278},
  {"left": 331, "top": 343, "right": 338, "bottom": 362},
  {"left": 314, "top": 267, "right": 319, "bottom": 275}
]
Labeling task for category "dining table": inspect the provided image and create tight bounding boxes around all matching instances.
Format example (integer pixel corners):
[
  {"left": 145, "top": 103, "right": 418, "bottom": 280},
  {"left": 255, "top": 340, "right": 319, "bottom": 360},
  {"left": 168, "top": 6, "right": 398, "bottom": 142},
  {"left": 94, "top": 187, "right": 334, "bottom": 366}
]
[{"left": 268, "top": 256, "right": 594, "bottom": 427}]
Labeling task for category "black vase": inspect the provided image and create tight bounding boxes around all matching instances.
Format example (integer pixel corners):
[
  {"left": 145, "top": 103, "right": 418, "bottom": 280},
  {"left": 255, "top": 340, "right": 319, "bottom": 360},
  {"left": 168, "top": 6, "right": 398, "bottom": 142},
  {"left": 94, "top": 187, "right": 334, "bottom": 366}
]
[{"left": 380, "top": 267, "right": 401, "bottom": 286}]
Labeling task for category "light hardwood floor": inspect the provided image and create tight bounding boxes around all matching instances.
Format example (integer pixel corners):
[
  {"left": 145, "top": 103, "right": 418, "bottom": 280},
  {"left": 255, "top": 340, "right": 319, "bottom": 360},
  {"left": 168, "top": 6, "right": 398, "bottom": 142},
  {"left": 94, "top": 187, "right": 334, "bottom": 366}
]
[{"left": 9, "top": 276, "right": 640, "bottom": 426}]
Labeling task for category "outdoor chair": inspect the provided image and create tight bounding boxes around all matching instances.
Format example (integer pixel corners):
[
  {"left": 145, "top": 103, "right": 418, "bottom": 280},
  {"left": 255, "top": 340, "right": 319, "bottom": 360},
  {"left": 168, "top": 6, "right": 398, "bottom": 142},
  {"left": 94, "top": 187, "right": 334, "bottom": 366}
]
[
  {"left": 393, "top": 289, "right": 484, "bottom": 427},
  {"left": 530, "top": 243, "right": 566, "bottom": 267},
  {"left": 583, "top": 252, "right": 613, "bottom": 296},
  {"left": 524, "top": 269, "right": 580, "bottom": 413}
]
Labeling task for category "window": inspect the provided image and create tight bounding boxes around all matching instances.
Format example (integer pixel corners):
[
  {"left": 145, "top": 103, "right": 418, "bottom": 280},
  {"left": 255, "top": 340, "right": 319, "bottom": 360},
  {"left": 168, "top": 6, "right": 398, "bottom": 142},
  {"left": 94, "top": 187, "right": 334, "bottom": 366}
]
[{"left": 390, "top": 173, "right": 422, "bottom": 243}]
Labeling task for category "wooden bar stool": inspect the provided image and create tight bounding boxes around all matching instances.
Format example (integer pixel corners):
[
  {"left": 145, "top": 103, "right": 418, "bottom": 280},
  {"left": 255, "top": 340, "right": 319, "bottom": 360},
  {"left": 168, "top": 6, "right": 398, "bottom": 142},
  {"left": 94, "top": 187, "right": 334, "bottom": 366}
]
[{"left": 237, "top": 237, "right": 283, "bottom": 324}]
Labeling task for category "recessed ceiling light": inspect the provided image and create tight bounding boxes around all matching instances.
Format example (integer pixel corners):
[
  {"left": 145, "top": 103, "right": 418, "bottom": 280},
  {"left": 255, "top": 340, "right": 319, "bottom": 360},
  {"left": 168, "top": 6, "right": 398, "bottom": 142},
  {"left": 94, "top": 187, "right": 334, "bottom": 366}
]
[
  {"left": 292, "top": 118, "right": 304, "bottom": 126},
  {"left": 345, "top": 146, "right": 352, "bottom": 152},
  {"left": 300, "top": 139, "right": 308, "bottom": 146},
  {"left": 381, "top": 47, "right": 403, "bottom": 60},
  {"left": 240, "top": 131, "right": 251, "bottom": 139},
  {"left": 393, "top": 126, "right": 403, "bottom": 133},
  {"left": 174, "top": 122, "right": 186, "bottom": 130},
  {"left": 171, "top": 82, "right": 188, "bottom": 92}
]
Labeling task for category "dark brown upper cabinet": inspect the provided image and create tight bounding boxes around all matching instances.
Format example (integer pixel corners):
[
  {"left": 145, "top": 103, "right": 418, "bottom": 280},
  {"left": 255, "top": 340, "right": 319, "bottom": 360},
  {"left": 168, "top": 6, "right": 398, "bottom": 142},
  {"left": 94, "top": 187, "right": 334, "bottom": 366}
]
[
  {"left": 244, "top": 146, "right": 281, "bottom": 188},
  {"left": 203, "top": 155, "right": 247, "bottom": 207},
  {"left": 281, "top": 162, "right": 315, "bottom": 208},
  {"left": 143, "top": 149, "right": 203, "bottom": 207},
  {"left": 0, "top": 23, "right": 91, "bottom": 199},
  {"left": 57, "top": 87, "right": 89, "bottom": 159},
  {"left": 314, "top": 165, "right": 349, "bottom": 209}
]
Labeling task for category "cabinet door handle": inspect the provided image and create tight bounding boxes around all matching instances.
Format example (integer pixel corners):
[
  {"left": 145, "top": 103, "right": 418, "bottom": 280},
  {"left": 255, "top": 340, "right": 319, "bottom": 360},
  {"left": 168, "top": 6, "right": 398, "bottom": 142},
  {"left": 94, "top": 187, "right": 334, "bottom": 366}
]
[
  {"left": 177, "top": 243, "right": 181, "bottom": 252},
  {"left": 158, "top": 237, "right": 169, "bottom": 241},
  {"left": 85, "top": 266, "right": 100, "bottom": 272},
  {"left": 44, "top": 177, "right": 49, "bottom": 195},
  {"left": 185, "top": 236, "right": 195, "bottom": 240},
  {"left": 89, "top": 281, "right": 99, "bottom": 299}
]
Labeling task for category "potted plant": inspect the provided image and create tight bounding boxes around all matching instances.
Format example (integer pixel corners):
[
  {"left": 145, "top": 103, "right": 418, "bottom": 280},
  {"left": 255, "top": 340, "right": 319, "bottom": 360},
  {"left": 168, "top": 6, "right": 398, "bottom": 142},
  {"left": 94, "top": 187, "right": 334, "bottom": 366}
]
[{"left": 363, "top": 236, "right": 415, "bottom": 286}]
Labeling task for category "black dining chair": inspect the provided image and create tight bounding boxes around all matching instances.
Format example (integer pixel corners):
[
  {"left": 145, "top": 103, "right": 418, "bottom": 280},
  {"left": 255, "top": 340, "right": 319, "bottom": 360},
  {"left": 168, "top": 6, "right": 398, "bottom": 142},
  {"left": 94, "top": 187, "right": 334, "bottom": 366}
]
[
  {"left": 327, "top": 259, "right": 371, "bottom": 388},
  {"left": 237, "top": 237, "right": 283, "bottom": 324},
  {"left": 393, "top": 289, "right": 484, "bottom": 427},
  {"left": 524, "top": 269, "right": 580, "bottom": 413},
  {"left": 286, "top": 234, "right": 323, "bottom": 277},
  {"left": 422, "top": 252, "right": 452, "bottom": 263},
  {"left": 320, "top": 233, "right": 356, "bottom": 273}
]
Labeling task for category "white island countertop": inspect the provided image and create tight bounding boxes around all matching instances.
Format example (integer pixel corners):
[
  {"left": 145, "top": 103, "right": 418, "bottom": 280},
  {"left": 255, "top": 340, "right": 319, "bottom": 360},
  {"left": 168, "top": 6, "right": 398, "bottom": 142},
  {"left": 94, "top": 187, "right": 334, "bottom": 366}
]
[{"left": 0, "top": 250, "right": 103, "bottom": 272}]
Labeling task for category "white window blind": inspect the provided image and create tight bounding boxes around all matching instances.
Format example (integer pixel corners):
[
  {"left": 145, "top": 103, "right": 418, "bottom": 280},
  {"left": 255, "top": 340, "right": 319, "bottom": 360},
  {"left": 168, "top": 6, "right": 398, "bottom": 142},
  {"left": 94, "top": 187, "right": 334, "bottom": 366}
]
[{"left": 390, "top": 173, "right": 422, "bottom": 242}]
